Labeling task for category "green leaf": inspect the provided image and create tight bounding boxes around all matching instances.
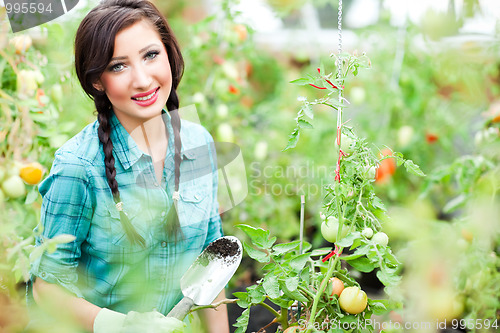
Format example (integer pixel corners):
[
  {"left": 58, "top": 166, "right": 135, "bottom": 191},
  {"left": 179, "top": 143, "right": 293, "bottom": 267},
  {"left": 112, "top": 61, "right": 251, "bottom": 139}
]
[
  {"left": 233, "top": 307, "right": 250, "bottom": 333},
  {"left": 272, "top": 241, "right": 301, "bottom": 256},
  {"left": 393, "top": 152, "right": 404, "bottom": 167},
  {"left": 443, "top": 194, "right": 466, "bottom": 213},
  {"left": 290, "top": 77, "right": 312, "bottom": 85},
  {"left": 50, "top": 234, "right": 76, "bottom": 244},
  {"left": 25, "top": 187, "right": 39, "bottom": 205},
  {"left": 368, "top": 300, "right": 388, "bottom": 315},
  {"left": 261, "top": 262, "right": 277, "bottom": 272},
  {"left": 376, "top": 268, "right": 402, "bottom": 286},
  {"left": 243, "top": 242, "right": 270, "bottom": 263},
  {"left": 298, "top": 119, "right": 313, "bottom": 129},
  {"left": 303, "top": 104, "right": 313, "bottom": 119},
  {"left": 336, "top": 232, "right": 361, "bottom": 248},
  {"left": 236, "top": 224, "right": 276, "bottom": 249},
  {"left": 248, "top": 285, "right": 266, "bottom": 304},
  {"left": 340, "top": 315, "right": 357, "bottom": 324},
  {"left": 279, "top": 280, "right": 308, "bottom": 303},
  {"left": 233, "top": 292, "right": 250, "bottom": 308},
  {"left": 383, "top": 248, "right": 401, "bottom": 267},
  {"left": 269, "top": 297, "right": 292, "bottom": 308},
  {"left": 404, "top": 159, "right": 426, "bottom": 176},
  {"left": 347, "top": 257, "right": 376, "bottom": 273},
  {"left": 289, "top": 253, "right": 310, "bottom": 272},
  {"left": 285, "top": 276, "right": 299, "bottom": 292},
  {"left": 283, "top": 128, "right": 300, "bottom": 151},
  {"left": 262, "top": 275, "right": 280, "bottom": 299},
  {"left": 311, "top": 247, "right": 333, "bottom": 257}
]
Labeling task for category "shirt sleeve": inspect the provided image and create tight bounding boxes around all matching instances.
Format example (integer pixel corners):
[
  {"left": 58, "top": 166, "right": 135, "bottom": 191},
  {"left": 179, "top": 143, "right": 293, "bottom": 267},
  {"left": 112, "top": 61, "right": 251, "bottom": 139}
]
[
  {"left": 30, "top": 151, "right": 94, "bottom": 298},
  {"left": 203, "top": 134, "right": 223, "bottom": 249}
]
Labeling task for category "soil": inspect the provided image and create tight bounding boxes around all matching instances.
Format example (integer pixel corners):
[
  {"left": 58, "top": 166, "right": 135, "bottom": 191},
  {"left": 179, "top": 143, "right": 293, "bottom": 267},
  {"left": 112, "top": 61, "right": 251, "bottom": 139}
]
[{"left": 201, "top": 237, "right": 241, "bottom": 266}]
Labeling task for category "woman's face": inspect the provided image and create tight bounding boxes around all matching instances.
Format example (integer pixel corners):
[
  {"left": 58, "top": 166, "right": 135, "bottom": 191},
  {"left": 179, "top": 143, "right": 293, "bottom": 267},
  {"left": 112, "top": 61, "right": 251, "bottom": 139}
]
[{"left": 96, "top": 19, "right": 172, "bottom": 130}]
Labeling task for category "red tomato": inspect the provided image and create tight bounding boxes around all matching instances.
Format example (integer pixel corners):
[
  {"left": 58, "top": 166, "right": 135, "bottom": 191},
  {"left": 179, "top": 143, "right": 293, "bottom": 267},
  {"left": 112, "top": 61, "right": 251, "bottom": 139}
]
[
  {"left": 228, "top": 84, "right": 240, "bottom": 95},
  {"left": 426, "top": 133, "right": 439, "bottom": 144}
]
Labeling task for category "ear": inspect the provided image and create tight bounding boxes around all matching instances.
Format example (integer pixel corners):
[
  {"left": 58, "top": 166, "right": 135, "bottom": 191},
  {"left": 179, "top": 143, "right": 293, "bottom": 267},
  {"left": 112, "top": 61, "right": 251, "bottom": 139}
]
[{"left": 93, "top": 80, "right": 104, "bottom": 92}]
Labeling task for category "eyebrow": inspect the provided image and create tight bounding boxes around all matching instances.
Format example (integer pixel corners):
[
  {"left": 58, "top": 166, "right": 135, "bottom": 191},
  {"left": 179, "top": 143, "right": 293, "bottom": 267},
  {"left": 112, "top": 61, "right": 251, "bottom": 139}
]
[{"left": 109, "top": 43, "right": 161, "bottom": 62}]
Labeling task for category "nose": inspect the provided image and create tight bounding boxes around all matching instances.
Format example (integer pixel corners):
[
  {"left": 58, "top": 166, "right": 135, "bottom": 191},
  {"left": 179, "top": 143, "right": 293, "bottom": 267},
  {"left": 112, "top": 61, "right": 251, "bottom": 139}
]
[{"left": 131, "top": 63, "right": 153, "bottom": 90}]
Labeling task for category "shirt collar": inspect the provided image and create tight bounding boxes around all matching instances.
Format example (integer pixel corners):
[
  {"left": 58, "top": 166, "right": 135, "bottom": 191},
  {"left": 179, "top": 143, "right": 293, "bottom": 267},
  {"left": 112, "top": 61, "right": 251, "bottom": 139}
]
[{"left": 109, "top": 112, "right": 144, "bottom": 170}]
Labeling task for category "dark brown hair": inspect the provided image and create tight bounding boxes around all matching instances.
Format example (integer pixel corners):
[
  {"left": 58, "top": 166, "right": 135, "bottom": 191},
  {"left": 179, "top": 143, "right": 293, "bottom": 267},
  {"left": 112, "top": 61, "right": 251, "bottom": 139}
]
[{"left": 74, "top": 0, "right": 184, "bottom": 245}]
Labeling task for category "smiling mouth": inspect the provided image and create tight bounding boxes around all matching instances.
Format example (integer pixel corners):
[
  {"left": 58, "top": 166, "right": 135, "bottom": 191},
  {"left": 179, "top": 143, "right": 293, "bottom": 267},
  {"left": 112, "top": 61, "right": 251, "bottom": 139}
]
[{"left": 131, "top": 87, "right": 159, "bottom": 101}]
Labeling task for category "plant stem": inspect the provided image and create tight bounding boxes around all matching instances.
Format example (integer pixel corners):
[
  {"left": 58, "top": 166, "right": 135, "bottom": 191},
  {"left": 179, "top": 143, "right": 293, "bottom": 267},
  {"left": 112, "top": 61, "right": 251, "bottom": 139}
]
[
  {"left": 189, "top": 298, "right": 239, "bottom": 312},
  {"left": 307, "top": 253, "right": 341, "bottom": 331},
  {"left": 278, "top": 307, "right": 289, "bottom": 330},
  {"left": 297, "top": 284, "right": 315, "bottom": 300},
  {"left": 258, "top": 300, "right": 281, "bottom": 318}
]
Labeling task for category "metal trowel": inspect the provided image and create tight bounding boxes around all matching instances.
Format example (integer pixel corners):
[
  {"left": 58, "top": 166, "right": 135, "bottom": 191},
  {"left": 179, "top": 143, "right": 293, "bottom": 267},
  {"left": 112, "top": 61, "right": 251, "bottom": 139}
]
[{"left": 166, "top": 236, "right": 242, "bottom": 320}]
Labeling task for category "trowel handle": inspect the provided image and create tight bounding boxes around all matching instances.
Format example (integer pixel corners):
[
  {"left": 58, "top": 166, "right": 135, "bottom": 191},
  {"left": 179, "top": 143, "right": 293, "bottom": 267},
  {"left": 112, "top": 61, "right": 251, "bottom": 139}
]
[{"left": 166, "top": 296, "right": 194, "bottom": 320}]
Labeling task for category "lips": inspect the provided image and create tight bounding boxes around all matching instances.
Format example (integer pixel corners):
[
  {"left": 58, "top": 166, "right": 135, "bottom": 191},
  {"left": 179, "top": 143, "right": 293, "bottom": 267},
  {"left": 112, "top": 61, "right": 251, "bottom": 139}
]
[{"left": 131, "top": 87, "right": 160, "bottom": 106}]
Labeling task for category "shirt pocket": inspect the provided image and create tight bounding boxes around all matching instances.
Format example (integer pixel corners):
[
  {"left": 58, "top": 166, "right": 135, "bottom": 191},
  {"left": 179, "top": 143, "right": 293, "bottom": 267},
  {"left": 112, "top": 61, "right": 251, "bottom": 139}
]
[{"left": 178, "top": 184, "right": 212, "bottom": 227}]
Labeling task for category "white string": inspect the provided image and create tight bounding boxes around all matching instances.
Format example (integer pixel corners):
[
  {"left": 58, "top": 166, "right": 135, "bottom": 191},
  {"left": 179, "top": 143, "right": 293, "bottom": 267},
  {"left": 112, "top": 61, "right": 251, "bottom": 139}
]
[{"left": 337, "top": 0, "right": 343, "bottom": 133}]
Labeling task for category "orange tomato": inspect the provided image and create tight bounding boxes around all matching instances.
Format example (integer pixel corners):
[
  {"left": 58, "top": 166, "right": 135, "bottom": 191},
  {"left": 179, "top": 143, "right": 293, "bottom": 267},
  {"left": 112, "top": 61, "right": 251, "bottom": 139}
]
[
  {"left": 283, "top": 326, "right": 305, "bottom": 333},
  {"left": 375, "top": 149, "right": 396, "bottom": 183},
  {"left": 327, "top": 277, "right": 345, "bottom": 299},
  {"left": 19, "top": 162, "right": 44, "bottom": 185},
  {"left": 233, "top": 24, "right": 248, "bottom": 42}
]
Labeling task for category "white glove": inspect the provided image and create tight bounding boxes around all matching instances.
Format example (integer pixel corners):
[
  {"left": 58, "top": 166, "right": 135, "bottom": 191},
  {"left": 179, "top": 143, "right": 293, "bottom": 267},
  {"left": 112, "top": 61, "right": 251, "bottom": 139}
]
[{"left": 94, "top": 308, "right": 185, "bottom": 333}]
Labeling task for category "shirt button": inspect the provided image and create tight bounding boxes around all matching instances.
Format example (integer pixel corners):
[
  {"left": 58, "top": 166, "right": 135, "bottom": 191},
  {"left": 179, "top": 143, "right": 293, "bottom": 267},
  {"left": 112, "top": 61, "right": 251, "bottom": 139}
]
[
  {"left": 194, "top": 194, "right": 199, "bottom": 200},
  {"left": 154, "top": 182, "right": 159, "bottom": 187},
  {"left": 40, "top": 272, "right": 47, "bottom": 278},
  {"left": 161, "top": 241, "right": 167, "bottom": 248},
  {"left": 161, "top": 212, "right": 166, "bottom": 217}
]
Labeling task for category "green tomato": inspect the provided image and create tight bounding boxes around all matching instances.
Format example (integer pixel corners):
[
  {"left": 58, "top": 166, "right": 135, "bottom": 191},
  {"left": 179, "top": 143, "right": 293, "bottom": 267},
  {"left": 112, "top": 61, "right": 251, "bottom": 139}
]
[
  {"left": 337, "top": 134, "right": 354, "bottom": 155},
  {"left": 350, "top": 86, "right": 366, "bottom": 104},
  {"left": 361, "top": 227, "right": 373, "bottom": 239},
  {"left": 321, "top": 217, "right": 348, "bottom": 243},
  {"left": 372, "top": 232, "right": 389, "bottom": 247},
  {"left": 1, "top": 175, "right": 26, "bottom": 199},
  {"left": 339, "top": 286, "right": 367, "bottom": 314},
  {"left": 362, "top": 165, "right": 376, "bottom": 180},
  {"left": 216, "top": 123, "right": 234, "bottom": 142}
]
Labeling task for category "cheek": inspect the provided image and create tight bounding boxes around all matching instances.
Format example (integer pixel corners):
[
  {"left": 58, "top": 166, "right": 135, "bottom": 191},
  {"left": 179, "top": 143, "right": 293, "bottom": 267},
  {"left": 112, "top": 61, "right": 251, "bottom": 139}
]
[
  {"left": 158, "top": 58, "right": 173, "bottom": 87},
  {"left": 101, "top": 75, "right": 128, "bottom": 101}
]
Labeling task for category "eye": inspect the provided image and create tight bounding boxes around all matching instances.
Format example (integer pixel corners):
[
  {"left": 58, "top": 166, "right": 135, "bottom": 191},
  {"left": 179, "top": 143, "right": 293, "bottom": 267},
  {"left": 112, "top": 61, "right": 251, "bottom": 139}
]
[
  {"left": 145, "top": 50, "right": 159, "bottom": 60},
  {"left": 108, "top": 63, "right": 125, "bottom": 73}
]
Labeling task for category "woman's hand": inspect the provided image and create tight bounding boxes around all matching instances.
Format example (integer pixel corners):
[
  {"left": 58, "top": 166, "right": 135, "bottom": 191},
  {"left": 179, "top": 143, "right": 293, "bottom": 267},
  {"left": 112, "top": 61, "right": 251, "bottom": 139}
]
[
  {"left": 122, "top": 310, "right": 185, "bottom": 333},
  {"left": 94, "top": 308, "right": 185, "bottom": 333}
]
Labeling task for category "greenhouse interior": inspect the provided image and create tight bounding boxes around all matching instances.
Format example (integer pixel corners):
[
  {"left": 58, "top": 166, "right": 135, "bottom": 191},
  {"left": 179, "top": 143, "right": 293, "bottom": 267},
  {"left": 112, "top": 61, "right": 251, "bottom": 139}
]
[{"left": 0, "top": 0, "right": 499, "bottom": 332}]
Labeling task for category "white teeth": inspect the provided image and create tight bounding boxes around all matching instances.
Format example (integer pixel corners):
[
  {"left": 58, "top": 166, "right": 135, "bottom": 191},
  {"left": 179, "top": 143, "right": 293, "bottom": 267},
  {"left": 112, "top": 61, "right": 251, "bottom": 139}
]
[{"left": 134, "top": 90, "right": 156, "bottom": 101}]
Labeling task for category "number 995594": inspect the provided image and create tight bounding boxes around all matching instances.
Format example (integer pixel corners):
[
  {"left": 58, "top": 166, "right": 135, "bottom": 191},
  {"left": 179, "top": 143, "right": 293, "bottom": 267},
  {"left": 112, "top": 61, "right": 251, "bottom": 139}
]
[{"left": 6, "top": 2, "right": 53, "bottom": 14}]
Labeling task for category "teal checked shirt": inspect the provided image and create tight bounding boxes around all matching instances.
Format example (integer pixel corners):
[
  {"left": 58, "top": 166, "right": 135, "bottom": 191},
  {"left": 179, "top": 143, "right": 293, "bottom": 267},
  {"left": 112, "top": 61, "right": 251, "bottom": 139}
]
[{"left": 29, "top": 111, "right": 223, "bottom": 315}]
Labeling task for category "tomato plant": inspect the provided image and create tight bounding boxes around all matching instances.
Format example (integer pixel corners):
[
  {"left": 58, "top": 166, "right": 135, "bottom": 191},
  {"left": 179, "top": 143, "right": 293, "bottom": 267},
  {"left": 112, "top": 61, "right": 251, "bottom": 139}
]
[{"left": 232, "top": 52, "right": 424, "bottom": 333}]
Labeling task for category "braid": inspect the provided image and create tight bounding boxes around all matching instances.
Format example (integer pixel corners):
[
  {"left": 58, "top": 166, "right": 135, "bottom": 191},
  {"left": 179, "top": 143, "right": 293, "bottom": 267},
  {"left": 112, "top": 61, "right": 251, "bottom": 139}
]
[
  {"left": 96, "top": 96, "right": 145, "bottom": 247},
  {"left": 165, "top": 88, "right": 183, "bottom": 240}
]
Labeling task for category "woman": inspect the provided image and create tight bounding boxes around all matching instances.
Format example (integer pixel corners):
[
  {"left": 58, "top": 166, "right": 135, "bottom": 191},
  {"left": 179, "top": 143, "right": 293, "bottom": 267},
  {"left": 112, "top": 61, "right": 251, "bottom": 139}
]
[{"left": 27, "top": 1, "right": 228, "bottom": 332}]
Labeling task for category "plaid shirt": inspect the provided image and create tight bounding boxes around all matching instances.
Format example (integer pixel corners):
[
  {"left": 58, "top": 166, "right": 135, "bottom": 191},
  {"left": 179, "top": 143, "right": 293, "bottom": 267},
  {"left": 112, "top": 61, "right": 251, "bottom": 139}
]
[{"left": 29, "top": 111, "right": 223, "bottom": 315}]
